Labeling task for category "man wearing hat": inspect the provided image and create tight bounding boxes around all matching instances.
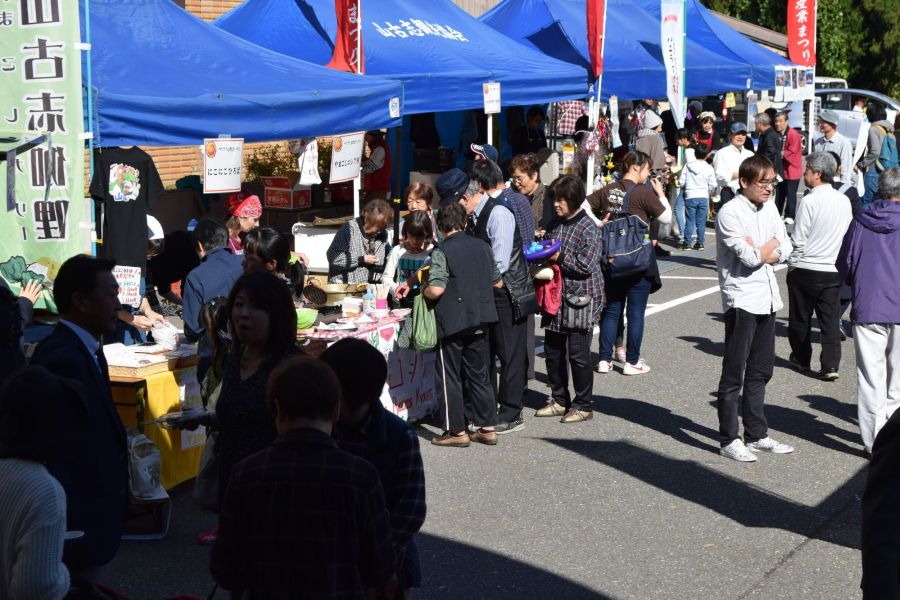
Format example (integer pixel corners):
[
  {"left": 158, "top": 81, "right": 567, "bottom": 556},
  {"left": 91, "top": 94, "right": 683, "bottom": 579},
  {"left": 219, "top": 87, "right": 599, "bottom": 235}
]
[
  {"left": 812, "top": 110, "right": 853, "bottom": 185},
  {"left": 713, "top": 123, "right": 756, "bottom": 205},
  {"left": 363, "top": 130, "right": 392, "bottom": 200},
  {"left": 471, "top": 143, "right": 499, "bottom": 163}
]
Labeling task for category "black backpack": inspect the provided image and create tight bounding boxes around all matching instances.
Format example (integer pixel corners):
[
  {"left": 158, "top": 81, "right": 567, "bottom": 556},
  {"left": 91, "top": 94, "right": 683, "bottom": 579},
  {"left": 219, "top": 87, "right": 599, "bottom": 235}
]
[{"left": 599, "top": 183, "right": 653, "bottom": 279}]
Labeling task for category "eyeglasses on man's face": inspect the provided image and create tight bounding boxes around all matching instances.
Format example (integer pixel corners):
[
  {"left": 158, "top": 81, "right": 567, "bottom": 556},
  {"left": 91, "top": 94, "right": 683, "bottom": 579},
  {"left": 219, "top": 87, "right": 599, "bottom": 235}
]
[{"left": 754, "top": 179, "right": 777, "bottom": 189}]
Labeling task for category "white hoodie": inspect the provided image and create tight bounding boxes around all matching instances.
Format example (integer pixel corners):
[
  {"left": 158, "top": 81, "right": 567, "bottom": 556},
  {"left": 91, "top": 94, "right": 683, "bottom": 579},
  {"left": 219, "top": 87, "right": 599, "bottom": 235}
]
[{"left": 678, "top": 159, "right": 717, "bottom": 199}]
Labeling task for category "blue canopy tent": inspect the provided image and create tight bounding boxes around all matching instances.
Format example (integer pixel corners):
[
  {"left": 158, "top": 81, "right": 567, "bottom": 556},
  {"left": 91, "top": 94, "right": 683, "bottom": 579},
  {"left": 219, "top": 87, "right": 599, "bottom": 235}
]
[
  {"left": 480, "top": 0, "right": 763, "bottom": 100},
  {"left": 82, "top": 0, "right": 403, "bottom": 147},
  {"left": 634, "top": 0, "right": 792, "bottom": 91},
  {"left": 215, "top": 0, "right": 590, "bottom": 114}
]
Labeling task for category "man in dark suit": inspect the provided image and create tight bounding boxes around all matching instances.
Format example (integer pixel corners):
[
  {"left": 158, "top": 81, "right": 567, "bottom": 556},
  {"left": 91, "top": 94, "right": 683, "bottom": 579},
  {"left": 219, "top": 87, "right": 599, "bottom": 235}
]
[{"left": 30, "top": 254, "right": 128, "bottom": 583}]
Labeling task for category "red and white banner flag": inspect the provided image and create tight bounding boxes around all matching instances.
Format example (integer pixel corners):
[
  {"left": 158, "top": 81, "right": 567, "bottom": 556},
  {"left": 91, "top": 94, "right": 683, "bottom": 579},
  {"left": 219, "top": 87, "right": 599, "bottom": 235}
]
[
  {"left": 661, "top": 0, "right": 685, "bottom": 127},
  {"left": 326, "top": 0, "right": 364, "bottom": 74},
  {"left": 787, "top": 0, "right": 816, "bottom": 66},
  {"left": 587, "top": 0, "right": 605, "bottom": 79}
]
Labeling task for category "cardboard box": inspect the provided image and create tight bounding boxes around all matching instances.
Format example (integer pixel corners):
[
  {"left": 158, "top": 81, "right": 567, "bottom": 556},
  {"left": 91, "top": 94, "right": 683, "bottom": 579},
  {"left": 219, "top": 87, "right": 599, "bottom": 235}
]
[{"left": 262, "top": 174, "right": 312, "bottom": 210}]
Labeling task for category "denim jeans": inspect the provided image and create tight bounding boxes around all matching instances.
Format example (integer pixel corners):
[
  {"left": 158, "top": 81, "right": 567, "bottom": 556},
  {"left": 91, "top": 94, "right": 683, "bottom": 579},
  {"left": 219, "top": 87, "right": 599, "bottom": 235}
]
[
  {"left": 673, "top": 189, "right": 685, "bottom": 238},
  {"left": 862, "top": 168, "right": 880, "bottom": 210},
  {"left": 599, "top": 275, "right": 651, "bottom": 365},
  {"left": 682, "top": 197, "right": 708, "bottom": 246}
]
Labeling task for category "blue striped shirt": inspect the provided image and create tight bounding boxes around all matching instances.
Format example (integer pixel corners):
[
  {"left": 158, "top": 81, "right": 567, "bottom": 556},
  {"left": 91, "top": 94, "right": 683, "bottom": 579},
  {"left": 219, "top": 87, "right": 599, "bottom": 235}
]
[{"left": 473, "top": 193, "right": 516, "bottom": 274}]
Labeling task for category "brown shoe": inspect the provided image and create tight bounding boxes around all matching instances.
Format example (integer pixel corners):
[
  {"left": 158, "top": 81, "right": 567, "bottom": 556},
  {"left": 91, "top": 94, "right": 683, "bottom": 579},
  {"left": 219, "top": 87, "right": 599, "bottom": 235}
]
[
  {"left": 535, "top": 400, "right": 566, "bottom": 417},
  {"left": 469, "top": 428, "right": 498, "bottom": 445},
  {"left": 560, "top": 408, "right": 593, "bottom": 423},
  {"left": 431, "top": 431, "right": 470, "bottom": 447}
]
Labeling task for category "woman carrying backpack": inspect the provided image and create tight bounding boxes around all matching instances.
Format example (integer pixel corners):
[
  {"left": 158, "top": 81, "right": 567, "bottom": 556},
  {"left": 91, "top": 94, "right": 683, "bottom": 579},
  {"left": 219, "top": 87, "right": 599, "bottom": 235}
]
[{"left": 586, "top": 151, "right": 671, "bottom": 375}]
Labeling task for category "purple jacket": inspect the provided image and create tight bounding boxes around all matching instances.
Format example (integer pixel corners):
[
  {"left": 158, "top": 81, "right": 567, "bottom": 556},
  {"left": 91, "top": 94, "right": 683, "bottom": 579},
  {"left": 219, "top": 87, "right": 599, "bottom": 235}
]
[{"left": 836, "top": 200, "right": 900, "bottom": 323}]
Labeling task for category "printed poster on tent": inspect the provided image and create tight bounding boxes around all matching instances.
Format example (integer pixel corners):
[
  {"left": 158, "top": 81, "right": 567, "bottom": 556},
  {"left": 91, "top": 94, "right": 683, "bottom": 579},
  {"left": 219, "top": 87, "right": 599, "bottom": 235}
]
[{"left": 0, "top": 0, "right": 87, "bottom": 310}]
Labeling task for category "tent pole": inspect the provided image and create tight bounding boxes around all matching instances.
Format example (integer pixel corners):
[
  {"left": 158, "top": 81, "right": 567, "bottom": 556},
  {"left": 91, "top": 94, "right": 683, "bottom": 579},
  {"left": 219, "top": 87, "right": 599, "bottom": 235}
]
[
  {"left": 84, "top": 0, "right": 96, "bottom": 256},
  {"left": 585, "top": 0, "right": 608, "bottom": 195},
  {"left": 392, "top": 124, "right": 401, "bottom": 243}
]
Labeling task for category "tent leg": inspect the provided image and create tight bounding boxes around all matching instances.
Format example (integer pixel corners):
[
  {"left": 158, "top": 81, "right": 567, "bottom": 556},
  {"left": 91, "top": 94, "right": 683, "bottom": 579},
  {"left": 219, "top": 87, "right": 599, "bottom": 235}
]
[{"left": 393, "top": 124, "right": 402, "bottom": 243}]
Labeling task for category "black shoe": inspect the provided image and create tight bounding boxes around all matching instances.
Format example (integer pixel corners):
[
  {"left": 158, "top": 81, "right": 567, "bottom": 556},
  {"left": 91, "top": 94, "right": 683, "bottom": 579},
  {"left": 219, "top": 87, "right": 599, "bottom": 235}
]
[
  {"left": 495, "top": 415, "right": 525, "bottom": 435},
  {"left": 819, "top": 368, "right": 839, "bottom": 381},
  {"left": 654, "top": 245, "right": 672, "bottom": 257},
  {"left": 789, "top": 353, "right": 810, "bottom": 372},
  {"left": 693, "top": 243, "right": 704, "bottom": 251}
]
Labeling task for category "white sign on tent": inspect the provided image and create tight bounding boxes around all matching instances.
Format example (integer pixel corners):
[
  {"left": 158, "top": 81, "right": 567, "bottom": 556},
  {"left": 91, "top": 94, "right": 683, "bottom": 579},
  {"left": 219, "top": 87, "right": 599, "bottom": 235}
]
[
  {"left": 329, "top": 132, "right": 366, "bottom": 184},
  {"left": 203, "top": 138, "right": 244, "bottom": 193},
  {"left": 661, "top": 0, "right": 685, "bottom": 127}
]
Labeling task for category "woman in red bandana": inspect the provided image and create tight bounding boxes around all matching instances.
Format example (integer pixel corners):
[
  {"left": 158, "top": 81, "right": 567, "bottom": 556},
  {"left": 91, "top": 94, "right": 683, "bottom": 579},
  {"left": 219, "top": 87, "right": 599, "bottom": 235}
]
[{"left": 225, "top": 192, "right": 262, "bottom": 255}]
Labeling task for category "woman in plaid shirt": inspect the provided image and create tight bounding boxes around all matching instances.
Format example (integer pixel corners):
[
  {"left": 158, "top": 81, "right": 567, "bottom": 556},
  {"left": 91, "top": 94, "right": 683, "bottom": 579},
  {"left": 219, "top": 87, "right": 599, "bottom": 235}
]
[{"left": 534, "top": 175, "right": 604, "bottom": 423}]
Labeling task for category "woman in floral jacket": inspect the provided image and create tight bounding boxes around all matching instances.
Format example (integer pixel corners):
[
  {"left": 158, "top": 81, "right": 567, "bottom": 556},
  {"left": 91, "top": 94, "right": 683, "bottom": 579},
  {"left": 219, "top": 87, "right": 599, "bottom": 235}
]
[{"left": 534, "top": 175, "right": 604, "bottom": 424}]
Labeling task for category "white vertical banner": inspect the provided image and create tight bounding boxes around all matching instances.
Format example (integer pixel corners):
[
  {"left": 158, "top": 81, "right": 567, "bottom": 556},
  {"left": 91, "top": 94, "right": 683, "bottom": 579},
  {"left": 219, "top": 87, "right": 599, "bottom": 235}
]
[{"left": 661, "top": 0, "right": 686, "bottom": 127}]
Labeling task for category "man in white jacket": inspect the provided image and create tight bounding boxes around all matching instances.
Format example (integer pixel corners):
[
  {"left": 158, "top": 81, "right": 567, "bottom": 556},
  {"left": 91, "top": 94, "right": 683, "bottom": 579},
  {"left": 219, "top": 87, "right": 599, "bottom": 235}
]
[
  {"left": 787, "top": 152, "right": 854, "bottom": 380},
  {"left": 715, "top": 154, "right": 795, "bottom": 462}
]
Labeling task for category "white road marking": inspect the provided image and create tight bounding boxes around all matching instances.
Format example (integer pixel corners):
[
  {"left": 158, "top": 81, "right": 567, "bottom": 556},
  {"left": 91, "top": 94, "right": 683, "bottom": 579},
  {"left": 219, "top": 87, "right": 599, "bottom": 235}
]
[
  {"left": 646, "top": 264, "right": 786, "bottom": 317},
  {"left": 660, "top": 276, "right": 719, "bottom": 280}
]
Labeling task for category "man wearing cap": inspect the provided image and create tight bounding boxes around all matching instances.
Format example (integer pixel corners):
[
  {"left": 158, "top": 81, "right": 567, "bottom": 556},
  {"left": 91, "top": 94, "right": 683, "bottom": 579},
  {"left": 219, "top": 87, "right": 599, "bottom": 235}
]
[
  {"left": 471, "top": 142, "right": 499, "bottom": 164},
  {"left": 363, "top": 130, "right": 392, "bottom": 200},
  {"left": 713, "top": 123, "right": 755, "bottom": 205},
  {"left": 813, "top": 110, "right": 853, "bottom": 185}
]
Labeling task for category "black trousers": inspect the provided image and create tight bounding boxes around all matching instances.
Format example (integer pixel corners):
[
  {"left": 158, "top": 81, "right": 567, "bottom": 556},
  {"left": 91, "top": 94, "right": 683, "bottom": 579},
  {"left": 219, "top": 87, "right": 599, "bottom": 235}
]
[
  {"left": 775, "top": 179, "right": 800, "bottom": 219},
  {"left": 544, "top": 330, "right": 593, "bottom": 411},
  {"left": 435, "top": 329, "right": 496, "bottom": 432},
  {"left": 490, "top": 289, "right": 528, "bottom": 423},
  {"left": 716, "top": 308, "right": 774, "bottom": 445},
  {"left": 787, "top": 268, "right": 843, "bottom": 371}
]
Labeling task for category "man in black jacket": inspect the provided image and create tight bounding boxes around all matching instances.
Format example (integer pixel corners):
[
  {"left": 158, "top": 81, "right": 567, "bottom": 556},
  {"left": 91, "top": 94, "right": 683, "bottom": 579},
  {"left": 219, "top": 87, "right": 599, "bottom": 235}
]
[
  {"left": 30, "top": 255, "right": 128, "bottom": 583},
  {"left": 756, "top": 113, "right": 783, "bottom": 191}
]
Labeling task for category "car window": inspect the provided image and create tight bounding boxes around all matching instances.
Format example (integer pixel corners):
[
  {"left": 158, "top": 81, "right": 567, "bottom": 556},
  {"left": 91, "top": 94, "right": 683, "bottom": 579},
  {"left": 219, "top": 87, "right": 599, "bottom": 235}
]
[{"left": 821, "top": 93, "right": 849, "bottom": 111}]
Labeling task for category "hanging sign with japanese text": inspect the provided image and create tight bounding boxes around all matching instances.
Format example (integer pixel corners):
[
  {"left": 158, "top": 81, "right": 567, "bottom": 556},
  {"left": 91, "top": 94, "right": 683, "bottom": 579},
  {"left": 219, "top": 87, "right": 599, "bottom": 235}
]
[
  {"left": 482, "top": 82, "right": 501, "bottom": 115},
  {"left": 660, "top": 0, "right": 686, "bottom": 127},
  {"left": 329, "top": 132, "right": 365, "bottom": 184},
  {"left": 0, "top": 0, "right": 87, "bottom": 310},
  {"left": 788, "top": 0, "right": 816, "bottom": 67},
  {"left": 202, "top": 138, "right": 243, "bottom": 194}
]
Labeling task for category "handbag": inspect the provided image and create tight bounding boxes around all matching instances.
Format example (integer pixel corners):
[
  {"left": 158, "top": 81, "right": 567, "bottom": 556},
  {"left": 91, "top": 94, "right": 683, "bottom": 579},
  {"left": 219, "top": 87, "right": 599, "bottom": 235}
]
[
  {"left": 192, "top": 429, "right": 219, "bottom": 512},
  {"left": 559, "top": 293, "right": 592, "bottom": 331},
  {"left": 411, "top": 293, "right": 437, "bottom": 351}
]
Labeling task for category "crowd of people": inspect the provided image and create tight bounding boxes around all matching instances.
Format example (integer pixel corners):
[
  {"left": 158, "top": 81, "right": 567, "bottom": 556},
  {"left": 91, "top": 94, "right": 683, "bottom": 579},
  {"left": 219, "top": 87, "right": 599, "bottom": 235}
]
[{"left": 2, "top": 99, "right": 900, "bottom": 598}]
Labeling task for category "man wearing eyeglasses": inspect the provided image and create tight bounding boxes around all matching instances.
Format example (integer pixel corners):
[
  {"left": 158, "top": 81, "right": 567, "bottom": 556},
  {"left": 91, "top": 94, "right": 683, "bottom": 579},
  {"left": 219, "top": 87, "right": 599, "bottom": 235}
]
[
  {"left": 714, "top": 154, "right": 795, "bottom": 462},
  {"left": 713, "top": 122, "right": 755, "bottom": 205}
]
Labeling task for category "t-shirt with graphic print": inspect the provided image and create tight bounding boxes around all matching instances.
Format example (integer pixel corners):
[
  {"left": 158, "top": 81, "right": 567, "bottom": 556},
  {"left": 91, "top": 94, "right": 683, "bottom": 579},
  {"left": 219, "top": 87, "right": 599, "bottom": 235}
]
[{"left": 90, "top": 147, "right": 164, "bottom": 269}]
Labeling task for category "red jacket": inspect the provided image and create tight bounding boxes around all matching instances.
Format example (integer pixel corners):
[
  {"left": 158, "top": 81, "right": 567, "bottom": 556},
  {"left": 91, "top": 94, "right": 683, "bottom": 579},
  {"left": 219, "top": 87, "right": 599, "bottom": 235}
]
[
  {"left": 363, "top": 139, "right": 392, "bottom": 193},
  {"left": 782, "top": 127, "right": 803, "bottom": 181},
  {"left": 535, "top": 263, "right": 562, "bottom": 316}
]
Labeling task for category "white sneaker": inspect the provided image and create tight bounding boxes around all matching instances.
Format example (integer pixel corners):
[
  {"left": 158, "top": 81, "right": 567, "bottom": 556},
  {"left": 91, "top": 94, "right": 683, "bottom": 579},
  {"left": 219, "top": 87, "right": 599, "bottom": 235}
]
[
  {"left": 623, "top": 360, "right": 651, "bottom": 375},
  {"left": 721, "top": 439, "right": 758, "bottom": 462},
  {"left": 784, "top": 217, "right": 795, "bottom": 225},
  {"left": 747, "top": 437, "right": 794, "bottom": 454},
  {"left": 596, "top": 360, "right": 613, "bottom": 374}
]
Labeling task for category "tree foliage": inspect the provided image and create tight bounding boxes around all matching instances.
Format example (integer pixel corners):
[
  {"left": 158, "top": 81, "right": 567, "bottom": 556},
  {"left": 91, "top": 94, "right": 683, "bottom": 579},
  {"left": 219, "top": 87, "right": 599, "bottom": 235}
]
[{"left": 702, "top": 0, "right": 900, "bottom": 98}]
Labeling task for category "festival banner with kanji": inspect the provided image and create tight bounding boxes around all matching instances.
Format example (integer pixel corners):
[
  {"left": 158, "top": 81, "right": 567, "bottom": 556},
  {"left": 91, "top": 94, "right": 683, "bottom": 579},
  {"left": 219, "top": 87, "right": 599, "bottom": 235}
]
[
  {"left": 586, "top": 0, "right": 605, "bottom": 80},
  {"left": 326, "top": 0, "right": 364, "bottom": 74},
  {"left": 0, "top": 0, "right": 86, "bottom": 310},
  {"left": 661, "top": 0, "right": 686, "bottom": 127},
  {"left": 788, "top": 0, "right": 816, "bottom": 67}
]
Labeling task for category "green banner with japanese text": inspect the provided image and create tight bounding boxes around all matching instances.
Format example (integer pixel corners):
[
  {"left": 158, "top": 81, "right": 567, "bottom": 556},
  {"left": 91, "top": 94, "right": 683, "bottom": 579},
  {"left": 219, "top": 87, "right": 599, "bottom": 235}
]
[{"left": 0, "top": 0, "right": 87, "bottom": 311}]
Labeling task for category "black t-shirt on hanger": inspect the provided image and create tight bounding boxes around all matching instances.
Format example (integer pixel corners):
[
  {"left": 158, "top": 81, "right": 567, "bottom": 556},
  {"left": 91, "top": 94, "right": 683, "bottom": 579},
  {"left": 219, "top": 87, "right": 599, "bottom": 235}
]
[{"left": 90, "top": 147, "right": 165, "bottom": 269}]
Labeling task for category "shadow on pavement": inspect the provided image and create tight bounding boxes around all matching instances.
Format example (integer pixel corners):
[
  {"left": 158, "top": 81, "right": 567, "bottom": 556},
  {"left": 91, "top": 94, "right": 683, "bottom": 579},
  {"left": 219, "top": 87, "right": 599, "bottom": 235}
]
[
  {"left": 678, "top": 335, "right": 725, "bottom": 358},
  {"left": 417, "top": 532, "right": 616, "bottom": 599},
  {"left": 596, "top": 396, "right": 720, "bottom": 454},
  {"left": 544, "top": 438, "right": 864, "bottom": 549},
  {"left": 798, "top": 393, "right": 858, "bottom": 426},
  {"left": 766, "top": 403, "right": 862, "bottom": 457}
]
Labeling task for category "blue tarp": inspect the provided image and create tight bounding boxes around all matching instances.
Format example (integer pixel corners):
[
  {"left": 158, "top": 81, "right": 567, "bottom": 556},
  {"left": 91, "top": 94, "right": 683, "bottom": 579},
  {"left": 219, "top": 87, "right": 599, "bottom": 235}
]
[
  {"left": 480, "top": 0, "right": 781, "bottom": 100},
  {"left": 635, "top": 0, "right": 792, "bottom": 90},
  {"left": 215, "top": 0, "right": 590, "bottom": 114},
  {"left": 83, "top": 0, "right": 403, "bottom": 147}
]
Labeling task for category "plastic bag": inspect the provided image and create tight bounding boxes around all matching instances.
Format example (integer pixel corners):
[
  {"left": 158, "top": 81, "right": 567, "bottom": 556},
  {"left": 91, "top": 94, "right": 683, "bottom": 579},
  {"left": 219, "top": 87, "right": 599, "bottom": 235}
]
[
  {"left": 151, "top": 319, "right": 179, "bottom": 350},
  {"left": 411, "top": 293, "right": 437, "bottom": 351},
  {"left": 127, "top": 432, "right": 163, "bottom": 500}
]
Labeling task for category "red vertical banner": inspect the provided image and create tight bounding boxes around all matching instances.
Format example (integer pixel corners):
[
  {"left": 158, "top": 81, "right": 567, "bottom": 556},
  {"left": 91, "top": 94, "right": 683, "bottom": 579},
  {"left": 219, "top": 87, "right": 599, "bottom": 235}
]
[
  {"left": 587, "top": 0, "right": 605, "bottom": 79},
  {"left": 787, "top": 0, "right": 816, "bottom": 66},
  {"left": 326, "top": 0, "right": 364, "bottom": 74}
]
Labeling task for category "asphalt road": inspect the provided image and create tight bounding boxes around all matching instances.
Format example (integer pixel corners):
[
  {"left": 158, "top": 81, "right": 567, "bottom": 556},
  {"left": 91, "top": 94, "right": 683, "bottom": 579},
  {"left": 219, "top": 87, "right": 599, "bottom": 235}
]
[{"left": 110, "top": 231, "right": 866, "bottom": 599}]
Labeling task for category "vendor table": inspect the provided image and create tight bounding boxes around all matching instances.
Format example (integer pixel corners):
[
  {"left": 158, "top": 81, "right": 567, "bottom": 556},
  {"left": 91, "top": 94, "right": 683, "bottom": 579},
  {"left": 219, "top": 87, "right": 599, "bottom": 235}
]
[
  {"left": 303, "top": 314, "right": 437, "bottom": 422},
  {"left": 111, "top": 366, "right": 205, "bottom": 490}
]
